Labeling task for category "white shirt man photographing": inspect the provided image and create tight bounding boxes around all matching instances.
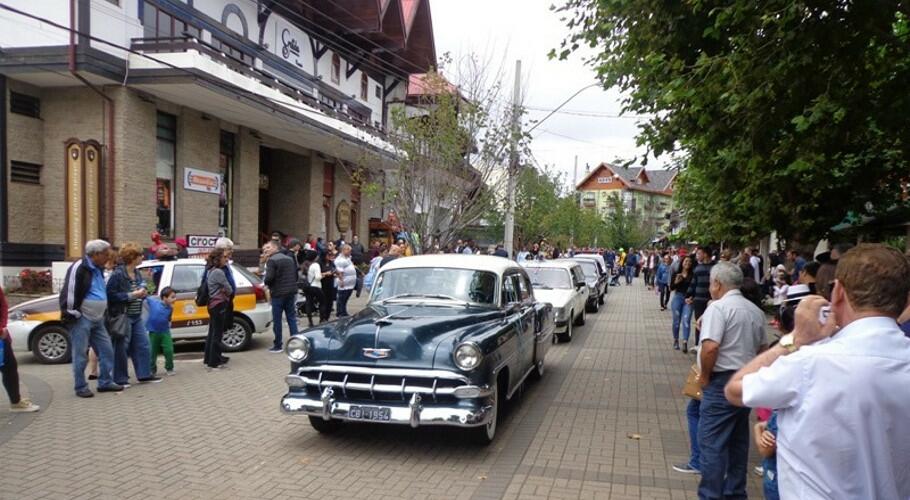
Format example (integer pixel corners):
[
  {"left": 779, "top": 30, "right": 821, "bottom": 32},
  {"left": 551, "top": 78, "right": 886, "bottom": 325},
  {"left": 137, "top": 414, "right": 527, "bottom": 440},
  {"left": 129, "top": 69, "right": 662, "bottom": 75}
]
[{"left": 725, "top": 244, "right": 910, "bottom": 500}]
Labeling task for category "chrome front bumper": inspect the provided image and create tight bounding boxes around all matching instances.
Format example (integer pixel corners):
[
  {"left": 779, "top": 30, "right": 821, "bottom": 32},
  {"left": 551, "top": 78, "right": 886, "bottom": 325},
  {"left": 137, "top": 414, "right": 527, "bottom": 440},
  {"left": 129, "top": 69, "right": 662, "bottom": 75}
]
[{"left": 281, "top": 387, "right": 494, "bottom": 428}]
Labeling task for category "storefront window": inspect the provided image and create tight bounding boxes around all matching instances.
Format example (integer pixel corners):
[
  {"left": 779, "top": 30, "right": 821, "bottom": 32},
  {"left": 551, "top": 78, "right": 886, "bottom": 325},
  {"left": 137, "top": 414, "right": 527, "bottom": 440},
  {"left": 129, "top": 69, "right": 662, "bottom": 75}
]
[
  {"left": 156, "top": 112, "right": 177, "bottom": 237},
  {"left": 219, "top": 131, "right": 234, "bottom": 238}
]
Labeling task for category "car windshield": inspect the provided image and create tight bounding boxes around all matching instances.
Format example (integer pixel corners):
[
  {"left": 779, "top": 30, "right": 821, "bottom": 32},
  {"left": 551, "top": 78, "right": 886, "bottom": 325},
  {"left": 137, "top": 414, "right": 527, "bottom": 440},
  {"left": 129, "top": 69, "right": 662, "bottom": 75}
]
[
  {"left": 371, "top": 268, "right": 498, "bottom": 305},
  {"left": 525, "top": 267, "right": 571, "bottom": 290},
  {"left": 576, "top": 261, "right": 598, "bottom": 278}
]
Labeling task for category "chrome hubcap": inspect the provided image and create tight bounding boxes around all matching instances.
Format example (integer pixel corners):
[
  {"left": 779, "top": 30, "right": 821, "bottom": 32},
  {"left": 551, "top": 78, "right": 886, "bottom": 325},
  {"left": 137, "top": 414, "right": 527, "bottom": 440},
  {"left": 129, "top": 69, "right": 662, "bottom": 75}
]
[
  {"left": 38, "top": 332, "right": 68, "bottom": 360},
  {"left": 222, "top": 324, "right": 247, "bottom": 347}
]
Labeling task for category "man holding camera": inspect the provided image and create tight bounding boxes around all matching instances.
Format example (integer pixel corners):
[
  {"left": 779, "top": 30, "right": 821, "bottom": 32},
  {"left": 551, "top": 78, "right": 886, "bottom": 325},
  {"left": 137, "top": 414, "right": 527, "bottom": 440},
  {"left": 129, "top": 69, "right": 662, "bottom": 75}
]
[{"left": 725, "top": 244, "right": 910, "bottom": 499}]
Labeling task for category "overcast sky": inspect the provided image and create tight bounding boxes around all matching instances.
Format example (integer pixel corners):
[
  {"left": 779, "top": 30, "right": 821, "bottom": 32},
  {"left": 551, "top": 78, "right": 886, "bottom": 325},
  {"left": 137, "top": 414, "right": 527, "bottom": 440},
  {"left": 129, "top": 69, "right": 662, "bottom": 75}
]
[{"left": 429, "top": 0, "right": 660, "bottom": 188}]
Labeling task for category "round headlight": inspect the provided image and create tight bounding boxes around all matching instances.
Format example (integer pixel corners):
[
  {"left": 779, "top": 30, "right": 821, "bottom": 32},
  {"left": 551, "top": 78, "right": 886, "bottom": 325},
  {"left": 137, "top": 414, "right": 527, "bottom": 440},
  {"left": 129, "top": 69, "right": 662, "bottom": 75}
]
[
  {"left": 9, "top": 310, "right": 26, "bottom": 321},
  {"left": 453, "top": 342, "right": 482, "bottom": 371},
  {"left": 286, "top": 336, "right": 310, "bottom": 362}
]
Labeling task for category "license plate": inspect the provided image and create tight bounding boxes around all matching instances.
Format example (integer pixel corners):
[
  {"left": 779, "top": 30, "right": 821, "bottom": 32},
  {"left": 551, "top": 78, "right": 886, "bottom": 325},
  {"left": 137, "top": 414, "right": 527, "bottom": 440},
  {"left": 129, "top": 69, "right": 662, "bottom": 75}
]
[{"left": 349, "top": 405, "right": 391, "bottom": 421}]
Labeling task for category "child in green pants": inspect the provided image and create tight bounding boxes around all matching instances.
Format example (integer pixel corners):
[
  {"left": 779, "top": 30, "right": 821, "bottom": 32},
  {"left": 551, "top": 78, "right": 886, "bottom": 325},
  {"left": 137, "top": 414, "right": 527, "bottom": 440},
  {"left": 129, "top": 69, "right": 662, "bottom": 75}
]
[{"left": 147, "top": 287, "right": 177, "bottom": 375}]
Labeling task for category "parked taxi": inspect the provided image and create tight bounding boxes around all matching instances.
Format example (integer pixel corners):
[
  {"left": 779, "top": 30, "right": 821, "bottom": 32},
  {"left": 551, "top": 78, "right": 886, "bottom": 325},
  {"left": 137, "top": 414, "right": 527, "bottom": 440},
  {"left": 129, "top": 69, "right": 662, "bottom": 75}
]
[{"left": 7, "top": 259, "right": 272, "bottom": 364}]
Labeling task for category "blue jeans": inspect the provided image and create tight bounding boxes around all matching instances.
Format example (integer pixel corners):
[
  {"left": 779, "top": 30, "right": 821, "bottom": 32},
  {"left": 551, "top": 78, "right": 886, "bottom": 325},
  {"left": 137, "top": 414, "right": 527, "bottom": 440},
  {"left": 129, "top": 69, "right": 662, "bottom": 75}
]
[
  {"left": 671, "top": 292, "right": 692, "bottom": 341},
  {"left": 698, "top": 371, "right": 751, "bottom": 500},
  {"left": 625, "top": 266, "right": 634, "bottom": 284},
  {"left": 69, "top": 316, "right": 115, "bottom": 393},
  {"left": 270, "top": 294, "right": 298, "bottom": 349},
  {"left": 336, "top": 289, "right": 354, "bottom": 317},
  {"left": 112, "top": 315, "right": 152, "bottom": 384},
  {"left": 686, "top": 398, "right": 701, "bottom": 469}
]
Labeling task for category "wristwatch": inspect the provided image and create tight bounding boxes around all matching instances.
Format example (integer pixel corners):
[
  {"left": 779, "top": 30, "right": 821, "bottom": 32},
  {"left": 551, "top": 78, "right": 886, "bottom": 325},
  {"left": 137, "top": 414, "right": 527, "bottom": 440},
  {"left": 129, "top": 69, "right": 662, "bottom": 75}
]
[{"left": 779, "top": 333, "right": 798, "bottom": 353}]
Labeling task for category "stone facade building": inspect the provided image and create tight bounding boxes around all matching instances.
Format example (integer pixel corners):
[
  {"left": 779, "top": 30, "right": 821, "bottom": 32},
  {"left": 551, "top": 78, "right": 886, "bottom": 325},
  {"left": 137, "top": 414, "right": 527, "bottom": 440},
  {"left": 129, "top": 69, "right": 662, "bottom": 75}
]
[{"left": 0, "top": 0, "right": 436, "bottom": 279}]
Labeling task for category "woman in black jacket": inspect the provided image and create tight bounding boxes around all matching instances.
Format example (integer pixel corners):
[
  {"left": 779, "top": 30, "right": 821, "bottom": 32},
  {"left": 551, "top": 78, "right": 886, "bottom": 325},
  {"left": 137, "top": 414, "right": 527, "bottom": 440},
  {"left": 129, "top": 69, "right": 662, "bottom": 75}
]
[
  {"left": 319, "top": 251, "right": 338, "bottom": 322},
  {"left": 204, "top": 248, "right": 232, "bottom": 370}
]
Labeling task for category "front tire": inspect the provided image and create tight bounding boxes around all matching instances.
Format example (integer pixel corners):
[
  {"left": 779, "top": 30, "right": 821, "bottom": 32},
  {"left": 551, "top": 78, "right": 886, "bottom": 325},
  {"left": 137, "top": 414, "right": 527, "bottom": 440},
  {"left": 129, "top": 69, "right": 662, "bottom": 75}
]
[
  {"left": 557, "top": 314, "right": 573, "bottom": 343},
  {"left": 574, "top": 307, "right": 586, "bottom": 326},
  {"left": 221, "top": 316, "right": 253, "bottom": 352},
  {"left": 467, "top": 377, "right": 500, "bottom": 445},
  {"left": 308, "top": 416, "right": 343, "bottom": 434},
  {"left": 586, "top": 298, "right": 599, "bottom": 313},
  {"left": 32, "top": 326, "right": 71, "bottom": 364}
]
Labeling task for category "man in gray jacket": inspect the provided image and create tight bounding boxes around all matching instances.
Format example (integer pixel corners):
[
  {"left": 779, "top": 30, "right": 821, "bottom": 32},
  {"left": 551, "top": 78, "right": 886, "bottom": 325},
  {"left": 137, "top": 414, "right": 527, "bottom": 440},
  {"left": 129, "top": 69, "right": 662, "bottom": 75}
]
[{"left": 262, "top": 241, "right": 299, "bottom": 353}]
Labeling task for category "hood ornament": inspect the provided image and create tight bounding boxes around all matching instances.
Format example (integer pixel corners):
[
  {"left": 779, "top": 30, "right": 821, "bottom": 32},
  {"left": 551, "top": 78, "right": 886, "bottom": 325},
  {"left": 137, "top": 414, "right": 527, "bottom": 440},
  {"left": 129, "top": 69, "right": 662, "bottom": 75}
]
[{"left": 363, "top": 348, "right": 392, "bottom": 359}]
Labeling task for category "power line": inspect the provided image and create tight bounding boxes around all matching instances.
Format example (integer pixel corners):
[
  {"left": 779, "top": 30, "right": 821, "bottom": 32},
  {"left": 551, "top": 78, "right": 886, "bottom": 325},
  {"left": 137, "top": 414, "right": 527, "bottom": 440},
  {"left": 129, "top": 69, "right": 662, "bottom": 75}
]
[
  {"left": 534, "top": 128, "right": 607, "bottom": 147},
  {"left": 526, "top": 106, "right": 649, "bottom": 119}
]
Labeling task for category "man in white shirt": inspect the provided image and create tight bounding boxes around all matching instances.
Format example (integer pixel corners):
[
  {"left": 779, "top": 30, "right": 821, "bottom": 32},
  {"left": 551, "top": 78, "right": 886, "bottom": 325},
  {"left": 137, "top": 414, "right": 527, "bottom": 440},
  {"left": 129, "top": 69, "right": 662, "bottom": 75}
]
[
  {"left": 697, "top": 261, "right": 767, "bottom": 500},
  {"left": 334, "top": 245, "right": 358, "bottom": 318},
  {"left": 746, "top": 247, "right": 762, "bottom": 284},
  {"left": 725, "top": 244, "right": 910, "bottom": 500}
]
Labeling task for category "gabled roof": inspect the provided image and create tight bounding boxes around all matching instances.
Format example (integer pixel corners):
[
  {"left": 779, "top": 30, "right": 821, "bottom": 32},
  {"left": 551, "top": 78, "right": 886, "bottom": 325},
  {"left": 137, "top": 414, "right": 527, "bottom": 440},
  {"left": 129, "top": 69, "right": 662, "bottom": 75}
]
[{"left": 576, "top": 162, "right": 676, "bottom": 195}]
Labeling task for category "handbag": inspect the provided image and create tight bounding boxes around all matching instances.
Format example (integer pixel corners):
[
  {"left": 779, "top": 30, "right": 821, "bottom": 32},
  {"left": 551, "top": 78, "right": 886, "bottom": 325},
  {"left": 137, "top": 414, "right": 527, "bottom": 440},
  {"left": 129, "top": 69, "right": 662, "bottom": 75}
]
[
  {"left": 682, "top": 364, "right": 703, "bottom": 400},
  {"left": 105, "top": 310, "right": 130, "bottom": 340}
]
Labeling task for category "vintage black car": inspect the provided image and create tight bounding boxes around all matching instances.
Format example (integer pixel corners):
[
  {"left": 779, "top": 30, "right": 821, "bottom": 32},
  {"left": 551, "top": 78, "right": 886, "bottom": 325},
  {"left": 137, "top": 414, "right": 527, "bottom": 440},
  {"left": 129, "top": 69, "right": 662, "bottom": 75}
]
[
  {"left": 567, "top": 257, "right": 608, "bottom": 312},
  {"left": 280, "top": 255, "right": 555, "bottom": 444}
]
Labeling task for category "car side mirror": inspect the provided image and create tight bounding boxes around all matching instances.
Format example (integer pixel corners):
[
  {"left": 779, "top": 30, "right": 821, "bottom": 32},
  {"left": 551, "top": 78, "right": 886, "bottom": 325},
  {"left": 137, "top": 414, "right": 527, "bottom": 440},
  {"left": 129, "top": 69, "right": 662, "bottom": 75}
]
[{"left": 575, "top": 281, "right": 586, "bottom": 289}]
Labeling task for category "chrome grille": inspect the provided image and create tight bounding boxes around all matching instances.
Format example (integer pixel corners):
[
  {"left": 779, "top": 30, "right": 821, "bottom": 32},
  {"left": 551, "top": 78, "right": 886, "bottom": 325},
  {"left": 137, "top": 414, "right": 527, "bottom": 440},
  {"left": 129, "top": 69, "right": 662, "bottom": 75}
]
[{"left": 296, "top": 365, "right": 469, "bottom": 403}]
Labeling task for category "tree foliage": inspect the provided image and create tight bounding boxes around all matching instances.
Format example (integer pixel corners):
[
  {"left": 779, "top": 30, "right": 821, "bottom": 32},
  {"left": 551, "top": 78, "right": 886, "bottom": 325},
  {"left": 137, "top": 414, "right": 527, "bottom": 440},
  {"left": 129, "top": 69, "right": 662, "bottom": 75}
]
[
  {"left": 553, "top": 1, "right": 910, "bottom": 243},
  {"left": 363, "top": 58, "right": 521, "bottom": 253}
]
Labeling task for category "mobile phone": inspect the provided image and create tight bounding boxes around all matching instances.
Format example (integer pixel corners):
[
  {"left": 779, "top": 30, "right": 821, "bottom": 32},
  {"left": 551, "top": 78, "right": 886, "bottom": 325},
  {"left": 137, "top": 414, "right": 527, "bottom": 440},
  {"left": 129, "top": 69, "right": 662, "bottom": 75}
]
[{"left": 818, "top": 305, "right": 831, "bottom": 325}]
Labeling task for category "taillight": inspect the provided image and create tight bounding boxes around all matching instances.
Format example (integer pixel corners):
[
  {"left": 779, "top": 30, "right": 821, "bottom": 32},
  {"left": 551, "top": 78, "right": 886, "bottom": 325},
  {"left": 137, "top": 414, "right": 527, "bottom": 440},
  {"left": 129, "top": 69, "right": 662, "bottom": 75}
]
[{"left": 254, "top": 283, "right": 267, "bottom": 303}]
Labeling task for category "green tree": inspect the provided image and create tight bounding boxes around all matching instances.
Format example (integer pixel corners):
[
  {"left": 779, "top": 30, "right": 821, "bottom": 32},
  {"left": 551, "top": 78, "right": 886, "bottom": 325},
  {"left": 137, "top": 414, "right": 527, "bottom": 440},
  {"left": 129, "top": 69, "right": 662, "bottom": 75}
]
[
  {"left": 552, "top": 2, "right": 910, "bottom": 243},
  {"left": 603, "top": 197, "right": 651, "bottom": 250}
]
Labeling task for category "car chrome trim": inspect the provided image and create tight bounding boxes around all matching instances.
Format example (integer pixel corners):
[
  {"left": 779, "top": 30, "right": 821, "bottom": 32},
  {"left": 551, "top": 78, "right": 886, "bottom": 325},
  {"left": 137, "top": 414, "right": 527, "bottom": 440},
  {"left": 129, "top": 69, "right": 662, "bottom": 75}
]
[
  {"left": 320, "top": 387, "right": 334, "bottom": 421},
  {"left": 285, "top": 374, "right": 492, "bottom": 398},
  {"left": 281, "top": 393, "right": 495, "bottom": 428},
  {"left": 296, "top": 365, "right": 472, "bottom": 384}
]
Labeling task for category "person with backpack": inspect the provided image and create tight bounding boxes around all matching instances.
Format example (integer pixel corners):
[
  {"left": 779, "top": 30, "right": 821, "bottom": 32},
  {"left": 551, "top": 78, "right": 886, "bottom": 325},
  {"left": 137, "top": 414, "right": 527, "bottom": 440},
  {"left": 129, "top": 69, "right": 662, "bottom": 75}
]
[{"left": 202, "top": 248, "right": 232, "bottom": 370}]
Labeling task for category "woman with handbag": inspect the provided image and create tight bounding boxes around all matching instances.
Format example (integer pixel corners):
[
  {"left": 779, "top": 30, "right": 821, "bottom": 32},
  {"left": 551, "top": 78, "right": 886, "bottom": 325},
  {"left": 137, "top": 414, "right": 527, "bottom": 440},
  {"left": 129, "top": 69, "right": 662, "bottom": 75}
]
[
  {"left": 106, "top": 242, "right": 161, "bottom": 385},
  {"left": 204, "top": 248, "right": 232, "bottom": 370}
]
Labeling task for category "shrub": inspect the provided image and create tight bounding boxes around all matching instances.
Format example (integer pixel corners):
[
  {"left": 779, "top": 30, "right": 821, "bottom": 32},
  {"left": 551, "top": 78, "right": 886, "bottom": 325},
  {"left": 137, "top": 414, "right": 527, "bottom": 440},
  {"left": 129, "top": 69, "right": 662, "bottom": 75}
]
[{"left": 16, "top": 269, "right": 53, "bottom": 294}]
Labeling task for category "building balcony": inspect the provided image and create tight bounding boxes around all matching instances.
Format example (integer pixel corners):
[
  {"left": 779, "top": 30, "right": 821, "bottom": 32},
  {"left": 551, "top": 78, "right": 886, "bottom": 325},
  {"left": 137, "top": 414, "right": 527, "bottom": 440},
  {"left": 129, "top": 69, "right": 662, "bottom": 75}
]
[{"left": 128, "top": 35, "right": 395, "bottom": 162}]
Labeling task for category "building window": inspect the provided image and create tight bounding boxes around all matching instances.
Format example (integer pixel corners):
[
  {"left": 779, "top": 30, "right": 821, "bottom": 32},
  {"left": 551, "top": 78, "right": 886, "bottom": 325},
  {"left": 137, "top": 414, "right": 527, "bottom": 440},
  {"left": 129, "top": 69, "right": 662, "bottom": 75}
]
[
  {"left": 375, "top": 85, "right": 382, "bottom": 99},
  {"left": 142, "top": 2, "right": 200, "bottom": 39},
  {"left": 10, "top": 92, "right": 40, "bottom": 118},
  {"left": 156, "top": 112, "right": 177, "bottom": 237},
  {"left": 360, "top": 73, "right": 369, "bottom": 100},
  {"left": 331, "top": 53, "right": 341, "bottom": 84},
  {"left": 10, "top": 161, "right": 41, "bottom": 184},
  {"left": 219, "top": 131, "right": 234, "bottom": 238}
]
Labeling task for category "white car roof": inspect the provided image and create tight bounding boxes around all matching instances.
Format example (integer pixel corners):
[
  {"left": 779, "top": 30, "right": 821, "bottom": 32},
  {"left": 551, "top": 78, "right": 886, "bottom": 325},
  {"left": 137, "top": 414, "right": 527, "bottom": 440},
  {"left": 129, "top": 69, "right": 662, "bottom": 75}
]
[
  {"left": 380, "top": 254, "right": 521, "bottom": 275},
  {"left": 520, "top": 260, "right": 579, "bottom": 271}
]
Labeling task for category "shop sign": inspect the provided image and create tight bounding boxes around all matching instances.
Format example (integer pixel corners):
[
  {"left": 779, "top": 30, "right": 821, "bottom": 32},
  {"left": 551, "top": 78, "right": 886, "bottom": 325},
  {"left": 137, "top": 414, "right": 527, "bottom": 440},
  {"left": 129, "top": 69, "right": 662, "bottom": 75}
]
[
  {"left": 336, "top": 200, "right": 351, "bottom": 233},
  {"left": 184, "top": 167, "right": 222, "bottom": 194},
  {"left": 186, "top": 234, "right": 220, "bottom": 258}
]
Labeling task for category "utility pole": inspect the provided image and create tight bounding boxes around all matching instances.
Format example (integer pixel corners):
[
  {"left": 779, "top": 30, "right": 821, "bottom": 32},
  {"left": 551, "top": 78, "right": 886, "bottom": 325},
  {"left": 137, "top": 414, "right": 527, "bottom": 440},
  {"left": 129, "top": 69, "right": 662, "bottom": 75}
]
[
  {"left": 504, "top": 60, "right": 521, "bottom": 258},
  {"left": 570, "top": 155, "right": 578, "bottom": 249}
]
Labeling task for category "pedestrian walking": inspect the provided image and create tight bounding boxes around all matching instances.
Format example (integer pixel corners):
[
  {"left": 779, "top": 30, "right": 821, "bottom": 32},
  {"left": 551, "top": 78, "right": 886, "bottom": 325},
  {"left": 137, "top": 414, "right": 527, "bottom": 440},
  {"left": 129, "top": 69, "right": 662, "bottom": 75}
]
[
  {"left": 203, "top": 248, "right": 232, "bottom": 370},
  {"left": 107, "top": 243, "right": 161, "bottom": 385},
  {"left": 300, "top": 250, "right": 324, "bottom": 326},
  {"left": 147, "top": 287, "right": 177, "bottom": 376},
  {"left": 1, "top": 286, "right": 40, "bottom": 412},
  {"left": 335, "top": 244, "right": 357, "bottom": 317},
  {"left": 685, "top": 247, "right": 714, "bottom": 345},
  {"left": 262, "top": 241, "right": 299, "bottom": 353},
  {"left": 726, "top": 244, "right": 910, "bottom": 500},
  {"left": 656, "top": 254, "right": 672, "bottom": 310},
  {"left": 350, "top": 235, "right": 365, "bottom": 265},
  {"left": 320, "top": 251, "right": 338, "bottom": 321},
  {"left": 696, "top": 262, "right": 767, "bottom": 500},
  {"left": 60, "top": 240, "right": 122, "bottom": 397},
  {"left": 625, "top": 248, "right": 638, "bottom": 285},
  {"left": 671, "top": 256, "right": 696, "bottom": 352}
]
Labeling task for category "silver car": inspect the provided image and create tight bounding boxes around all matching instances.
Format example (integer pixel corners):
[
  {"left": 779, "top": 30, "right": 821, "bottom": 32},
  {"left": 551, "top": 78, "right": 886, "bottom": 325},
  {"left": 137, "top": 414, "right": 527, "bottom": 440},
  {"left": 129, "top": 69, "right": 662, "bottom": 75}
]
[{"left": 520, "top": 260, "right": 589, "bottom": 342}]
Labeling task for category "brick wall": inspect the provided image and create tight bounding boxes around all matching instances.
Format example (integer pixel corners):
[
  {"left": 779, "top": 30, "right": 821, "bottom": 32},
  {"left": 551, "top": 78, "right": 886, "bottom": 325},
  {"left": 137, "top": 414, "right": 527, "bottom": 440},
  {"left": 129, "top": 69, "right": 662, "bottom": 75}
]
[
  {"left": 232, "top": 128, "right": 260, "bottom": 249},
  {"left": 6, "top": 80, "right": 45, "bottom": 243},
  {"left": 110, "top": 86, "right": 157, "bottom": 245},
  {"left": 304, "top": 154, "right": 325, "bottom": 238},
  {"left": 41, "top": 87, "right": 106, "bottom": 246},
  {"left": 174, "top": 109, "right": 220, "bottom": 238}
]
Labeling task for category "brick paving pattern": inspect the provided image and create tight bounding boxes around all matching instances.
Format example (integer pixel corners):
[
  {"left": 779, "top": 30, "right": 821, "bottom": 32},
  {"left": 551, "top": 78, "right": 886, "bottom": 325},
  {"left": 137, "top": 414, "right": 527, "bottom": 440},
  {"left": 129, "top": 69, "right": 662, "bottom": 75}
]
[{"left": 2, "top": 282, "right": 763, "bottom": 499}]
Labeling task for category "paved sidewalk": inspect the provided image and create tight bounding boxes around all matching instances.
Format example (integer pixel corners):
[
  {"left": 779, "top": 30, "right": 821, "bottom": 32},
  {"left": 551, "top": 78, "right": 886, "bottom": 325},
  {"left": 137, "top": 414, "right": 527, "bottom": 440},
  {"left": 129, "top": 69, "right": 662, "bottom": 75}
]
[{"left": 1, "top": 281, "right": 762, "bottom": 499}]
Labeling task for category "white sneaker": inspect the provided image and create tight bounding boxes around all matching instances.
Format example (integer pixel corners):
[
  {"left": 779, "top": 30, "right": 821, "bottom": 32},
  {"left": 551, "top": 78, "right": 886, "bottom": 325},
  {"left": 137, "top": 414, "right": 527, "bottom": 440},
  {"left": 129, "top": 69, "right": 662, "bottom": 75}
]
[
  {"left": 166, "top": 370, "right": 176, "bottom": 376},
  {"left": 10, "top": 398, "right": 40, "bottom": 413}
]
